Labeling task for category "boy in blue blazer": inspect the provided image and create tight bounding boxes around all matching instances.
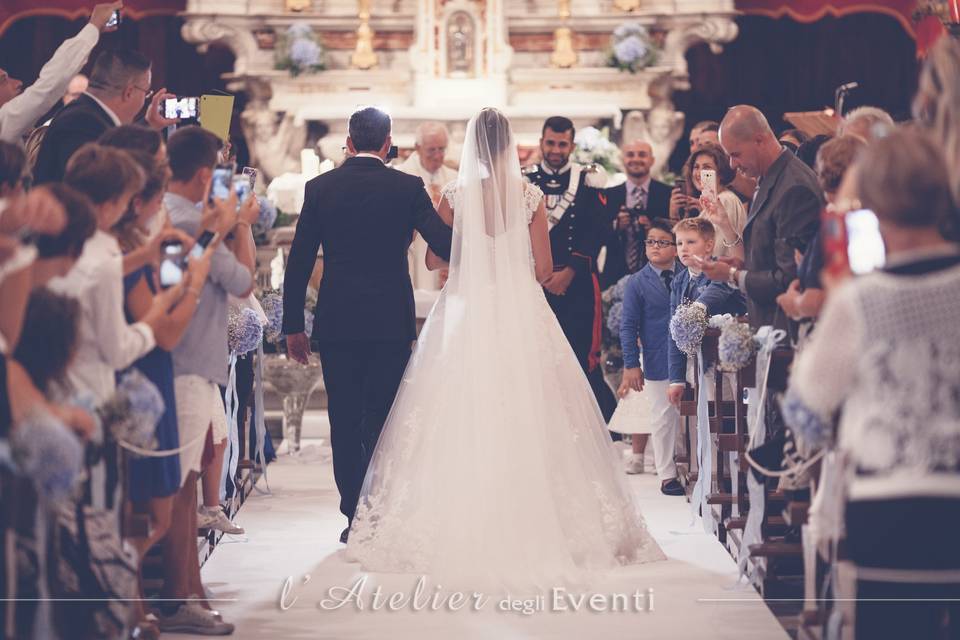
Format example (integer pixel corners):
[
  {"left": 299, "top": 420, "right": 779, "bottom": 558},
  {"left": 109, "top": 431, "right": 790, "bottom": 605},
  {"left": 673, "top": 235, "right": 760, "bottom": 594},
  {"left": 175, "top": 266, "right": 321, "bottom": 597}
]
[
  {"left": 616, "top": 219, "right": 684, "bottom": 496},
  {"left": 667, "top": 217, "right": 747, "bottom": 407}
]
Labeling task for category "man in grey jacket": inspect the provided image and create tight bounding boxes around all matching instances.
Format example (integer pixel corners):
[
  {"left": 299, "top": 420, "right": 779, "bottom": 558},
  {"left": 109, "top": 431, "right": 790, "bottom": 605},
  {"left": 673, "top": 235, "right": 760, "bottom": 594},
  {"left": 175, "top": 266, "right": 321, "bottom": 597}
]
[{"left": 702, "top": 105, "right": 823, "bottom": 330}]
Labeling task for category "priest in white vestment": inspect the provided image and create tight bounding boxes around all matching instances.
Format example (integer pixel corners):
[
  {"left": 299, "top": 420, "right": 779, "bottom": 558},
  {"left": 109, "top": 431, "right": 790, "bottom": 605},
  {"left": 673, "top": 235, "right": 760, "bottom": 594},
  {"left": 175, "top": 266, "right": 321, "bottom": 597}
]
[{"left": 395, "top": 121, "right": 457, "bottom": 290}]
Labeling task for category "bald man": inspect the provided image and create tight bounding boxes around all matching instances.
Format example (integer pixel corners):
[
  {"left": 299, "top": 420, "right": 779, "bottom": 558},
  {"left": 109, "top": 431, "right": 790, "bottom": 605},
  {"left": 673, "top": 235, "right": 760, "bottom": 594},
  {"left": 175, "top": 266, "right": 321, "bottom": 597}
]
[
  {"left": 396, "top": 121, "right": 457, "bottom": 290},
  {"left": 700, "top": 105, "right": 822, "bottom": 329},
  {"left": 599, "top": 139, "right": 672, "bottom": 288}
]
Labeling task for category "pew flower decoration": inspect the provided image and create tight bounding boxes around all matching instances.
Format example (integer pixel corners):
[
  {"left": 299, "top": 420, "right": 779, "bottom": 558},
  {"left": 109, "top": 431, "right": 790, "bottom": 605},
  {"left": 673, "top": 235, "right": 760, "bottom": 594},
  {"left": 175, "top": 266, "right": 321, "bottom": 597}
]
[
  {"left": 253, "top": 196, "right": 278, "bottom": 237},
  {"left": 781, "top": 389, "right": 833, "bottom": 454},
  {"left": 606, "top": 301, "right": 624, "bottom": 335},
  {"left": 256, "top": 288, "right": 315, "bottom": 345},
  {"left": 608, "top": 22, "right": 659, "bottom": 74},
  {"left": 228, "top": 307, "right": 265, "bottom": 356},
  {"left": 718, "top": 321, "right": 757, "bottom": 372},
  {"left": 9, "top": 409, "right": 85, "bottom": 501},
  {"left": 100, "top": 369, "right": 165, "bottom": 451},
  {"left": 573, "top": 127, "right": 621, "bottom": 174},
  {"left": 669, "top": 300, "right": 709, "bottom": 357},
  {"left": 259, "top": 291, "right": 284, "bottom": 342},
  {"left": 275, "top": 24, "right": 326, "bottom": 76}
]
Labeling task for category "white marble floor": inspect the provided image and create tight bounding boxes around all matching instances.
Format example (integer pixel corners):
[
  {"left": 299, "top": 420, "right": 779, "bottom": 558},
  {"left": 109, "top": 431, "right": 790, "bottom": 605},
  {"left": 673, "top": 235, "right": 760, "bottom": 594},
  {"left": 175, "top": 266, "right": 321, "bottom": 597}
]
[{"left": 183, "top": 430, "right": 788, "bottom": 640}]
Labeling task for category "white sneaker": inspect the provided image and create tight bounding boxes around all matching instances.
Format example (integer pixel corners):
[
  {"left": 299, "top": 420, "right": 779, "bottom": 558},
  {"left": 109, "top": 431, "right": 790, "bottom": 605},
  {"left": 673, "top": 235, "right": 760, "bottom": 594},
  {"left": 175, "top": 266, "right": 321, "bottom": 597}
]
[
  {"left": 199, "top": 507, "right": 245, "bottom": 535},
  {"left": 158, "top": 603, "right": 234, "bottom": 635},
  {"left": 625, "top": 453, "right": 645, "bottom": 475}
]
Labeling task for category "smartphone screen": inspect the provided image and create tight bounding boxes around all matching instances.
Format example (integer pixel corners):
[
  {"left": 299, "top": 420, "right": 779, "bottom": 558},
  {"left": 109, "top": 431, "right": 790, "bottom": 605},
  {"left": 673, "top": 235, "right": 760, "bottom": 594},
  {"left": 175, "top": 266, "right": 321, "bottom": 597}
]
[
  {"left": 105, "top": 9, "right": 120, "bottom": 29},
  {"left": 233, "top": 175, "right": 252, "bottom": 207},
  {"left": 846, "top": 209, "right": 885, "bottom": 275},
  {"left": 163, "top": 97, "right": 198, "bottom": 120},
  {"left": 208, "top": 163, "right": 234, "bottom": 204},
  {"left": 159, "top": 241, "right": 184, "bottom": 288}
]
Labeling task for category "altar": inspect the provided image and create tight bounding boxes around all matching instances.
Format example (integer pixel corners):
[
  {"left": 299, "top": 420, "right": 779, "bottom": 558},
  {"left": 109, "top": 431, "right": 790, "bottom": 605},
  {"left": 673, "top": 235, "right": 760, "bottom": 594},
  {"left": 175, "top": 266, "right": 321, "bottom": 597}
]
[{"left": 183, "top": 0, "right": 739, "bottom": 180}]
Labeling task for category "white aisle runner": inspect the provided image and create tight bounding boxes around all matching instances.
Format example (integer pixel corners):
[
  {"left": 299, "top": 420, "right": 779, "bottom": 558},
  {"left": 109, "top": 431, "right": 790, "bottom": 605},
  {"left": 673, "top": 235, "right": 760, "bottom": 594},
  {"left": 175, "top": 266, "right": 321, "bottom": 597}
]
[{"left": 187, "top": 438, "right": 788, "bottom": 640}]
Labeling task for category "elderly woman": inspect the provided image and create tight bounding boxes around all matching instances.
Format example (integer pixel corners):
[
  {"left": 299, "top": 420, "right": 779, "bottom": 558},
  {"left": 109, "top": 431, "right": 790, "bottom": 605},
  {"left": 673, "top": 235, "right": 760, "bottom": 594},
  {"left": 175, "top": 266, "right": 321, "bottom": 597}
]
[{"left": 784, "top": 127, "right": 960, "bottom": 640}]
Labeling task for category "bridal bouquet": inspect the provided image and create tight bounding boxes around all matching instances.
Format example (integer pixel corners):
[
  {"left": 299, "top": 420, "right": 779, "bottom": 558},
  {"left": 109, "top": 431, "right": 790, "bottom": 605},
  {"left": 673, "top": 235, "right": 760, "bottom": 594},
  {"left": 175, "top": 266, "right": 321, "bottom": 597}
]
[
  {"left": 275, "top": 24, "right": 326, "bottom": 76},
  {"left": 608, "top": 22, "right": 659, "bottom": 74}
]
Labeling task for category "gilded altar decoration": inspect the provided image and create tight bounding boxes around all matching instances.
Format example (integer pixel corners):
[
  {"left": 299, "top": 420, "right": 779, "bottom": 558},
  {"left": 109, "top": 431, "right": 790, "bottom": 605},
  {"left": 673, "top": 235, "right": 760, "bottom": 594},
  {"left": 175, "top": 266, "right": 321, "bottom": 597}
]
[
  {"left": 352, "top": 0, "right": 379, "bottom": 69},
  {"left": 285, "top": 0, "right": 312, "bottom": 11},
  {"left": 613, "top": 0, "right": 642, "bottom": 12},
  {"left": 550, "top": 0, "right": 578, "bottom": 68}
]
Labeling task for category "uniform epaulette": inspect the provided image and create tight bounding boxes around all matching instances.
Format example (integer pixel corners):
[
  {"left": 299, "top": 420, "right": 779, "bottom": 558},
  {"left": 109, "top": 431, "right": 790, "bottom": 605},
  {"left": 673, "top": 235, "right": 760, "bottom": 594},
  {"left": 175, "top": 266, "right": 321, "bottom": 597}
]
[{"left": 521, "top": 164, "right": 540, "bottom": 176}]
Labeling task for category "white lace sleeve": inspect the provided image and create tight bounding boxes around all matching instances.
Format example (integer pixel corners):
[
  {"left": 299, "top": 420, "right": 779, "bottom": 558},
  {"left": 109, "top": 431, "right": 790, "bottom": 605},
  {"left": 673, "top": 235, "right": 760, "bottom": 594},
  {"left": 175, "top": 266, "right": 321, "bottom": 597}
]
[
  {"left": 440, "top": 180, "right": 459, "bottom": 212},
  {"left": 523, "top": 183, "right": 543, "bottom": 224}
]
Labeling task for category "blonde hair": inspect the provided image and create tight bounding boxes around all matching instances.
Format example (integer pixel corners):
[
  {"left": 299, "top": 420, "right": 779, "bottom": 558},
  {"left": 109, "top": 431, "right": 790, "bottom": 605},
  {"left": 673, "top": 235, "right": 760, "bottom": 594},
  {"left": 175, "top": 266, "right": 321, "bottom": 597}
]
[{"left": 673, "top": 217, "right": 716, "bottom": 242}]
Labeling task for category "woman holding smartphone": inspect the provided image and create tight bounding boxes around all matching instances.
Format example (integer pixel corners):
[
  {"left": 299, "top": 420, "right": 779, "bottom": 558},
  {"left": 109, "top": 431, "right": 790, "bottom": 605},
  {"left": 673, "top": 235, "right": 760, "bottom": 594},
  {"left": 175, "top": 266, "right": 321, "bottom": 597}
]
[
  {"left": 109, "top": 142, "right": 232, "bottom": 639},
  {"left": 682, "top": 143, "right": 747, "bottom": 260}
]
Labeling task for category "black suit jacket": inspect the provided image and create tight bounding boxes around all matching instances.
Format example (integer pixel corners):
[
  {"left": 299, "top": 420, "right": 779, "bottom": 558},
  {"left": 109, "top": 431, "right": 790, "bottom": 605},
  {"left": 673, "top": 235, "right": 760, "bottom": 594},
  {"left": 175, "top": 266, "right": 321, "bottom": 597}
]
[
  {"left": 742, "top": 149, "right": 823, "bottom": 329},
  {"left": 282, "top": 156, "right": 453, "bottom": 343},
  {"left": 600, "top": 179, "right": 672, "bottom": 288},
  {"left": 33, "top": 94, "right": 115, "bottom": 185}
]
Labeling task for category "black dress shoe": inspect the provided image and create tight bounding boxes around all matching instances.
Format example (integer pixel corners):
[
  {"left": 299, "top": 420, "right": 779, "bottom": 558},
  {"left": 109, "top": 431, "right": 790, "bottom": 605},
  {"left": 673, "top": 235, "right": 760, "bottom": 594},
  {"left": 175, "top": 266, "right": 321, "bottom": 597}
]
[
  {"left": 660, "top": 479, "right": 684, "bottom": 496},
  {"left": 340, "top": 527, "right": 350, "bottom": 544}
]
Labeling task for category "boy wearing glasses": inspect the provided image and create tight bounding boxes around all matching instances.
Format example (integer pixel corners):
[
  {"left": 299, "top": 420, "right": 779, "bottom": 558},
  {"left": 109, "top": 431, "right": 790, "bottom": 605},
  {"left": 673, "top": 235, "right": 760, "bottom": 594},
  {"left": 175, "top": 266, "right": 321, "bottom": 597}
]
[{"left": 614, "top": 219, "right": 684, "bottom": 495}]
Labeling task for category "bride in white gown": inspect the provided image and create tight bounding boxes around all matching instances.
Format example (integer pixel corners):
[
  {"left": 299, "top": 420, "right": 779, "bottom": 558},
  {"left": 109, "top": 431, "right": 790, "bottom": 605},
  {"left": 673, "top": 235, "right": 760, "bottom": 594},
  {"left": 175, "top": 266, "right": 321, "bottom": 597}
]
[{"left": 346, "top": 108, "right": 664, "bottom": 593}]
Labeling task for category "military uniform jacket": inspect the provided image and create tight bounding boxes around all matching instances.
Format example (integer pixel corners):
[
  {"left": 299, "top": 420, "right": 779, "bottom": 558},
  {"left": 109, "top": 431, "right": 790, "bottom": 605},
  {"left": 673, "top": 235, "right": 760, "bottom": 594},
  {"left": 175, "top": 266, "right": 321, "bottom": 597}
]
[{"left": 523, "top": 162, "right": 605, "bottom": 278}]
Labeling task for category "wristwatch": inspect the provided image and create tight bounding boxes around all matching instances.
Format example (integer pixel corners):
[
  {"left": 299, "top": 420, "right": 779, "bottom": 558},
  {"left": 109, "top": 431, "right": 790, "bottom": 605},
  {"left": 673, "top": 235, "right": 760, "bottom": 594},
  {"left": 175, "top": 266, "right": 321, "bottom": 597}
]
[{"left": 728, "top": 266, "right": 738, "bottom": 286}]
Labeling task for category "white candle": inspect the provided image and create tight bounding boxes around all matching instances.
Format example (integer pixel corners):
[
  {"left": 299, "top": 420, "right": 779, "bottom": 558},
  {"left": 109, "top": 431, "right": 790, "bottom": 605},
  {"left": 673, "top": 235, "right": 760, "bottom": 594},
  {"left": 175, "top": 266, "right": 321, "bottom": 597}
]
[{"left": 301, "top": 149, "right": 320, "bottom": 177}]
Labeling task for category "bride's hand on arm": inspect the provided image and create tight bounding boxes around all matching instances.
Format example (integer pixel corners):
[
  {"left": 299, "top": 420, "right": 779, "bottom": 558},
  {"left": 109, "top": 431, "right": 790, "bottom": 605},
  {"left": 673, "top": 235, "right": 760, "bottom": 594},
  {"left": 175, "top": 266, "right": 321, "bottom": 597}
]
[
  {"left": 426, "top": 195, "right": 454, "bottom": 271},
  {"left": 529, "top": 200, "right": 553, "bottom": 283}
]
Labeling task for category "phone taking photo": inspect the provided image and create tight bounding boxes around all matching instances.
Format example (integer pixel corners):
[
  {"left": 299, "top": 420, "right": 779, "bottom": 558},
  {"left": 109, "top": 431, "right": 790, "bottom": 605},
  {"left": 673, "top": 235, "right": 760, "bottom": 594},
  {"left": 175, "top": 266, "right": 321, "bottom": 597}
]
[
  {"left": 241, "top": 166, "right": 258, "bottom": 190},
  {"left": 700, "top": 169, "right": 717, "bottom": 200},
  {"left": 845, "top": 209, "right": 885, "bottom": 275},
  {"left": 162, "top": 96, "right": 198, "bottom": 120},
  {"left": 159, "top": 240, "right": 185, "bottom": 288},
  {"left": 208, "top": 163, "right": 235, "bottom": 205},
  {"left": 105, "top": 9, "right": 121, "bottom": 29},
  {"left": 233, "top": 174, "right": 252, "bottom": 207}
]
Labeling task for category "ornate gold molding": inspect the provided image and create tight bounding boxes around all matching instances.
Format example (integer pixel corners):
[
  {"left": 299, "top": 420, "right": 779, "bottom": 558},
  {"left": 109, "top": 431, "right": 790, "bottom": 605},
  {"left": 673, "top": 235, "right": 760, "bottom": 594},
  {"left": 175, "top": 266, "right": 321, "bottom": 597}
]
[
  {"left": 351, "top": 0, "right": 379, "bottom": 69},
  {"left": 550, "top": 0, "right": 577, "bottom": 68}
]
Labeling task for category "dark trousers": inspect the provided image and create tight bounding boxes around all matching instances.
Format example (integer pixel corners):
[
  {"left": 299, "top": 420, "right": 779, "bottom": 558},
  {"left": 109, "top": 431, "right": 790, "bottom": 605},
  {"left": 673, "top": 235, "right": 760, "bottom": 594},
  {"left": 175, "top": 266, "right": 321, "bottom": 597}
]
[
  {"left": 545, "top": 271, "right": 617, "bottom": 421},
  {"left": 316, "top": 340, "right": 412, "bottom": 522},
  {"left": 847, "top": 498, "right": 960, "bottom": 640}
]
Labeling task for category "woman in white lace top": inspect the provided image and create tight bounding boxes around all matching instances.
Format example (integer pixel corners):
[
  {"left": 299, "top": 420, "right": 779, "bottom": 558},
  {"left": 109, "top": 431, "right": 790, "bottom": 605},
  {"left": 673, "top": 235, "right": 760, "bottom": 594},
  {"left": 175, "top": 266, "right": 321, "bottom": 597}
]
[{"left": 784, "top": 128, "right": 960, "bottom": 640}]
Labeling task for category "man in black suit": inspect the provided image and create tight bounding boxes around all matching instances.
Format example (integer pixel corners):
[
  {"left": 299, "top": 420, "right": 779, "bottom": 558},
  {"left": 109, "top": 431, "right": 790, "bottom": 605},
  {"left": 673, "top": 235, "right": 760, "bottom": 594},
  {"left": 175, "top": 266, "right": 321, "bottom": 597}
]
[
  {"left": 33, "top": 49, "right": 175, "bottom": 185},
  {"left": 701, "top": 105, "right": 823, "bottom": 331},
  {"left": 600, "top": 139, "right": 672, "bottom": 289},
  {"left": 283, "top": 107, "right": 452, "bottom": 543}
]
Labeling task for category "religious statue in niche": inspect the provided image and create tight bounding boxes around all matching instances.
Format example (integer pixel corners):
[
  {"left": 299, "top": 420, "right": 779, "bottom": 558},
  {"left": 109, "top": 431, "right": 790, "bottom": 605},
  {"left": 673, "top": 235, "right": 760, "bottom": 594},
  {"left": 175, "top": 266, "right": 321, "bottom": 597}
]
[{"left": 446, "top": 11, "right": 475, "bottom": 77}]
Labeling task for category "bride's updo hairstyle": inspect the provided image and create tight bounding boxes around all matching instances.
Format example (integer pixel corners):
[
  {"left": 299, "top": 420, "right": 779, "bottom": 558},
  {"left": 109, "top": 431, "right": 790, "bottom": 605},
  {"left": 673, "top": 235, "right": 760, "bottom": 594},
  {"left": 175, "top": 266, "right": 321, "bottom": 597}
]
[{"left": 476, "top": 107, "right": 511, "bottom": 161}]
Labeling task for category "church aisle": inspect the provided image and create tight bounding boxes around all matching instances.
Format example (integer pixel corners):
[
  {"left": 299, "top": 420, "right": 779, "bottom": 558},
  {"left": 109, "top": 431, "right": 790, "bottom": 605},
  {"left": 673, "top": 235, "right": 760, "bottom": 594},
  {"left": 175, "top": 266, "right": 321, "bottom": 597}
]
[{"left": 186, "top": 438, "right": 788, "bottom": 640}]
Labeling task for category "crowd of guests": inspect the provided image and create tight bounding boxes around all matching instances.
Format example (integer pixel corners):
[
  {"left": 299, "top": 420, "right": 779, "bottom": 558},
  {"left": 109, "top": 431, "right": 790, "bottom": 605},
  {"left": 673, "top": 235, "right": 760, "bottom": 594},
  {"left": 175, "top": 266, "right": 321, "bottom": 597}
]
[
  {"left": 603, "top": 37, "right": 960, "bottom": 640},
  {"left": 0, "top": 7, "right": 267, "bottom": 637}
]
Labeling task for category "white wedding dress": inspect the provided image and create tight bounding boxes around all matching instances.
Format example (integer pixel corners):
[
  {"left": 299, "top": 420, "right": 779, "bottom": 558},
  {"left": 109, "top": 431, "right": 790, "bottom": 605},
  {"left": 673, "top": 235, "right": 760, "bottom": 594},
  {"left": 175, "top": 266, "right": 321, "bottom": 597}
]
[{"left": 346, "top": 109, "right": 664, "bottom": 593}]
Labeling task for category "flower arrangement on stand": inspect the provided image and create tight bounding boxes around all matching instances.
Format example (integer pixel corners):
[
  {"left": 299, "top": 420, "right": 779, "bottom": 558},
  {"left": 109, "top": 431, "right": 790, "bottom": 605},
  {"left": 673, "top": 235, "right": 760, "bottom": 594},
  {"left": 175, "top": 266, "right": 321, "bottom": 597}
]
[
  {"left": 607, "top": 22, "right": 659, "bottom": 73},
  {"left": 275, "top": 24, "right": 326, "bottom": 76},
  {"left": 573, "top": 126, "right": 621, "bottom": 174}
]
